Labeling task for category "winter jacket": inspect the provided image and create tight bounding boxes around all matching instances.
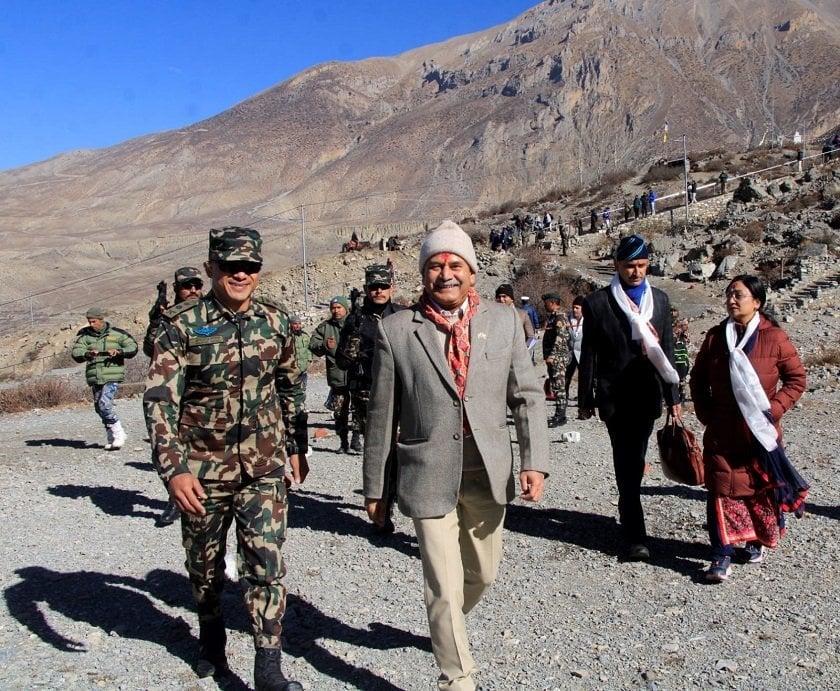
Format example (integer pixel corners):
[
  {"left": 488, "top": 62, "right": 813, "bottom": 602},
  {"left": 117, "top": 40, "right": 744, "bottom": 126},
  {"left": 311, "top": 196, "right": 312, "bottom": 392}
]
[
  {"left": 71, "top": 322, "right": 138, "bottom": 386},
  {"left": 690, "top": 315, "right": 806, "bottom": 497},
  {"left": 308, "top": 316, "right": 348, "bottom": 389}
]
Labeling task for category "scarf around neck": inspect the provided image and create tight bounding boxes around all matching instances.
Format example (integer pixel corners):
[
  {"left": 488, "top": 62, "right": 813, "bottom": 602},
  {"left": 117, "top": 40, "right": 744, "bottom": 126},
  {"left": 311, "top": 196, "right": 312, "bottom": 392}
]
[
  {"left": 609, "top": 274, "right": 679, "bottom": 385},
  {"left": 419, "top": 289, "right": 480, "bottom": 399},
  {"left": 725, "top": 313, "right": 779, "bottom": 451}
]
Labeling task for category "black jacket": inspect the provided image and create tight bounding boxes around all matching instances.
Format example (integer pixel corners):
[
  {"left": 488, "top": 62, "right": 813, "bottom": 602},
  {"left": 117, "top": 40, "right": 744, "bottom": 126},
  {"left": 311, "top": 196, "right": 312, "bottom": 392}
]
[{"left": 578, "top": 284, "right": 679, "bottom": 421}]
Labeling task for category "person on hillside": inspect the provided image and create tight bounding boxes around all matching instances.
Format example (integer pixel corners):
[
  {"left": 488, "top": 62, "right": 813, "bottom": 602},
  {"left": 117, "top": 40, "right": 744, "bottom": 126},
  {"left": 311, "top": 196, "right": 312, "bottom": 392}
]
[
  {"left": 336, "top": 265, "right": 405, "bottom": 459},
  {"left": 309, "top": 296, "right": 352, "bottom": 453},
  {"left": 602, "top": 207, "right": 612, "bottom": 234},
  {"left": 363, "top": 220, "right": 549, "bottom": 691},
  {"left": 541, "top": 292, "right": 569, "bottom": 427},
  {"left": 632, "top": 195, "right": 642, "bottom": 220},
  {"left": 590, "top": 208, "right": 598, "bottom": 233},
  {"left": 143, "top": 226, "right": 307, "bottom": 690},
  {"left": 143, "top": 266, "right": 205, "bottom": 525},
  {"left": 719, "top": 171, "right": 729, "bottom": 194},
  {"left": 565, "top": 295, "right": 585, "bottom": 403},
  {"left": 689, "top": 180, "right": 698, "bottom": 204},
  {"left": 690, "top": 275, "right": 808, "bottom": 583},
  {"left": 648, "top": 188, "right": 657, "bottom": 215},
  {"left": 71, "top": 307, "right": 138, "bottom": 451},
  {"left": 623, "top": 200, "right": 631, "bottom": 223},
  {"left": 641, "top": 193, "right": 651, "bottom": 217},
  {"left": 578, "top": 235, "right": 681, "bottom": 561}
]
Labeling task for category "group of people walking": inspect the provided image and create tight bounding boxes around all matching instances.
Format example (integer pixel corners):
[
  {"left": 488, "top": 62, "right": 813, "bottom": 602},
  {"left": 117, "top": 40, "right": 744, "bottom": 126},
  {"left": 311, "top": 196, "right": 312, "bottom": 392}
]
[{"left": 69, "top": 220, "right": 810, "bottom": 691}]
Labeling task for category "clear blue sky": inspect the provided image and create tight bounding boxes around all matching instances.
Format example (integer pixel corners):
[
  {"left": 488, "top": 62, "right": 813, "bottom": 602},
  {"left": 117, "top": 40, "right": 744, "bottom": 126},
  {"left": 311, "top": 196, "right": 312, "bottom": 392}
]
[{"left": 0, "top": 0, "right": 538, "bottom": 172}]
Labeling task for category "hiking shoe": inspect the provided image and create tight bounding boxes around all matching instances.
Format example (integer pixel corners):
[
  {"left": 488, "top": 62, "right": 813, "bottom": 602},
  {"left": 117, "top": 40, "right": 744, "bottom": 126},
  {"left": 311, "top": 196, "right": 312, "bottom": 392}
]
[
  {"left": 738, "top": 543, "right": 764, "bottom": 564},
  {"left": 705, "top": 556, "right": 732, "bottom": 583},
  {"left": 627, "top": 543, "right": 650, "bottom": 561}
]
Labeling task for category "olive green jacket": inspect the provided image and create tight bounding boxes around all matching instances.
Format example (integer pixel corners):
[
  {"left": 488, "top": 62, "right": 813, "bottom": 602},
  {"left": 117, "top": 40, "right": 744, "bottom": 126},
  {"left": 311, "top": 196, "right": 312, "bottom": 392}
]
[{"left": 71, "top": 322, "right": 138, "bottom": 386}]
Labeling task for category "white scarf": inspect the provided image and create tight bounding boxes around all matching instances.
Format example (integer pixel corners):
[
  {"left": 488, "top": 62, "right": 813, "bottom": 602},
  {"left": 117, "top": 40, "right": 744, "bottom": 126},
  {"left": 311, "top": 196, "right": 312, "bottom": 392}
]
[
  {"left": 725, "top": 314, "right": 779, "bottom": 451},
  {"left": 609, "top": 274, "right": 679, "bottom": 385}
]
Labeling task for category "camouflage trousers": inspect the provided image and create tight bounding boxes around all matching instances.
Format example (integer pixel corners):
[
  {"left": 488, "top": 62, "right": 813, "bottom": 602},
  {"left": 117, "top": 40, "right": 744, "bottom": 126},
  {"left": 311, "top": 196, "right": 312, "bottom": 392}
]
[
  {"left": 546, "top": 358, "right": 568, "bottom": 416},
  {"left": 350, "top": 389, "right": 370, "bottom": 434},
  {"left": 331, "top": 387, "right": 351, "bottom": 437},
  {"left": 181, "top": 471, "right": 288, "bottom": 648}
]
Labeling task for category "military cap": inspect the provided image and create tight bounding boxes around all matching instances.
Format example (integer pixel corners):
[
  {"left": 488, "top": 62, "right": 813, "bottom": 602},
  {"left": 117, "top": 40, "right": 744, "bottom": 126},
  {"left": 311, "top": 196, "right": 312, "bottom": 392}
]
[
  {"left": 289, "top": 314, "right": 302, "bottom": 324},
  {"left": 365, "top": 264, "right": 392, "bottom": 286},
  {"left": 173, "top": 266, "right": 203, "bottom": 285},
  {"left": 208, "top": 226, "right": 263, "bottom": 264},
  {"left": 86, "top": 307, "right": 105, "bottom": 319},
  {"left": 541, "top": 292, "right": 563, "bottom": 303}
]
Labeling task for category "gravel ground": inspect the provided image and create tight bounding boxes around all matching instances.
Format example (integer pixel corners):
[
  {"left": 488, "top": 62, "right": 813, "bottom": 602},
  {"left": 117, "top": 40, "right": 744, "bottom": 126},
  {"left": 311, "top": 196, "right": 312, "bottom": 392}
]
[{"left": 0, "top": 365, "right": 838, "bottom": 690}]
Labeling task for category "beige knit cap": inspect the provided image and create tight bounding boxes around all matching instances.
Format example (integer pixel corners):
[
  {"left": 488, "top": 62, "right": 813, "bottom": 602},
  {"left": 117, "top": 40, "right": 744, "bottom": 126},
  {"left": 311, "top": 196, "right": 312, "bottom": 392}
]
[{"left": 418, "top": 220, "right": 478, "bottom": 274}]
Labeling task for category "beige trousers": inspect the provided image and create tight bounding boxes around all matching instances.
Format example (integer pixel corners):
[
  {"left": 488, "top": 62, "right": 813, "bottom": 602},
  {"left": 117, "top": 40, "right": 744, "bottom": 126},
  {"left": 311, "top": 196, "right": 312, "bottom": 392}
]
[{"left": 413, "top": 455, "right": 506, "bottom": 691}]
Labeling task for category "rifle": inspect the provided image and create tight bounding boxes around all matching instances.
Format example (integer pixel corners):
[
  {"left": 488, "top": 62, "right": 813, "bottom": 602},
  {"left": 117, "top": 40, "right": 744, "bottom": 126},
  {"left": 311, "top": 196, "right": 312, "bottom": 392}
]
[{"left": 148, "top": 281, "right": 168, "bottom": 320}]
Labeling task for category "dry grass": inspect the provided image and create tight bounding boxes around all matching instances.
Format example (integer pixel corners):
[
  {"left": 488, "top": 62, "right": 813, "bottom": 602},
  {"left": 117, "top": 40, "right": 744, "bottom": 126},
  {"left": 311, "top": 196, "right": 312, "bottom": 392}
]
[
  {"left": 803, "top": 347, "right": 840, "bottom": 367},
  {"left": 0, "top": 378, "right": 87, "bottom": 413},
  {"left": 511, "top": 248, "right": 596, "bottom": 320}
]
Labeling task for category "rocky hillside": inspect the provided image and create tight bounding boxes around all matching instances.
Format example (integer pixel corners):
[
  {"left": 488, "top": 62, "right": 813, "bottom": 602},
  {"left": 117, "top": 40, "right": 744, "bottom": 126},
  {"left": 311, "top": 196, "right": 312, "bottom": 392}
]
[{"left": 0, "top": 0, "right": 838, "bottom": 323}]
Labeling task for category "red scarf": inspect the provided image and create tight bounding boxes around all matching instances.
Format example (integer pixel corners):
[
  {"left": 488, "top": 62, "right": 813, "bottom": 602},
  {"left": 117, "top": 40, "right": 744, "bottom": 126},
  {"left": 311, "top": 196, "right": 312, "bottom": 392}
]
[{"left": 419, "top": 289, "right": 480, "bottom": 399}]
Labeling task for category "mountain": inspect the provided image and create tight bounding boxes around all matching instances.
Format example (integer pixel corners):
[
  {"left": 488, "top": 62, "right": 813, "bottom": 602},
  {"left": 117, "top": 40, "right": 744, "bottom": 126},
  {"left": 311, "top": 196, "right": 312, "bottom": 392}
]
[{"left": 0, "top": 0, "right": 838, "bottom": 319}]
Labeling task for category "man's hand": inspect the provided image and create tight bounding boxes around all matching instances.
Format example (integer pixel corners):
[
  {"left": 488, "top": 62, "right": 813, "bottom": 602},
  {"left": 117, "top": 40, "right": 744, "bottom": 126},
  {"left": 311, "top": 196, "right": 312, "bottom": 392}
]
[
  {"left": 365, "top": 498, "right": 387, "bottom": 527},
  {"left": 84, "top": 350, "right": 98, "bottom": 360},
  {"left": 545, "top": 356, "right": 554, "bottom": 365},
  {"left": 287, "top": 453, "right": 309, "bottom": 485},
  {"left": 578, "top": 407, "right": 595, "bottom": 420},
  {"left": 168, "top": 473, "right": 207, "bottom": 516},
  {"left": 519, "top": 471, "right": 545, "bottom": 502},
  {"left": 668, "top": 403, "right": 683, "bottom": 420}
]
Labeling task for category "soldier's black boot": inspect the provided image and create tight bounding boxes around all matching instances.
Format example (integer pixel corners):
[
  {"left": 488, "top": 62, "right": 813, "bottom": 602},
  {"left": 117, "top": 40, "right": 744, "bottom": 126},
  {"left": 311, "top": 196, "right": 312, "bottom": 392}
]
[
  {"left": 549, "top": 403, "right": 567, "bottom": 427},
  {"left": 195, "top": 618, "right": 229, "bottom": 678},
  {"left": 254, "top": 647, "right": 303, "bottom": 691},
  {"left": 350, "top": 431, "right": 363, "bottom": 452},
  {"left": 338, "top": 431, "right": 350, "bottom": 454}
]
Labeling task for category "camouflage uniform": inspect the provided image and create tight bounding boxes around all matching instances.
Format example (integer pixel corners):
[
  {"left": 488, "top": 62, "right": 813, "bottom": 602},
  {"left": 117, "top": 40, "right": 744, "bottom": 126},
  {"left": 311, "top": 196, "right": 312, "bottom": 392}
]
[
  {"left": 308, "top": 301, "right": 350, "bottom": 450},
  {"left": 143, "top": 228, "right": 306, "bottom": 677},
  {"left": 541, "top": 298, "right": 569, "bottom": 425},
  {"left": 336, "top": 265, "right": 403, "bottom": 442}
]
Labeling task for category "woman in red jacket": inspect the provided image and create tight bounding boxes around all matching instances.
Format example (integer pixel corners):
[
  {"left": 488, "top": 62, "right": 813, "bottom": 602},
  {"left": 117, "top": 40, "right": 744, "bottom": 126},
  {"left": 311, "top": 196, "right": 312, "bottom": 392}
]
[{"left": 690, "top": 275, "right": 808, "bottom": 582}]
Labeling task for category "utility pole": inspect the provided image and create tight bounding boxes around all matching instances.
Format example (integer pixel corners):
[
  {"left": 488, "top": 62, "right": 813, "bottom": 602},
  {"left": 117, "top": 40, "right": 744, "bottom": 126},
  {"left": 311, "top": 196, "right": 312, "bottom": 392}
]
[
  {"left": 682, "top": 134, "right": 689, "bottom": 228},
  {"left": 300, "top": 205, "right": 309, "bottom": 310}
]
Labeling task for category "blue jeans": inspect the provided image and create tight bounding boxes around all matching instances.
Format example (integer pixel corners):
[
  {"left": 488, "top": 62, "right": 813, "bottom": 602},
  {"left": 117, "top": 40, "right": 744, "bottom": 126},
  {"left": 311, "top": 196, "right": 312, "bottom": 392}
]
[{"left": 92, "top": 382, "right": 119, "bottom": 426}]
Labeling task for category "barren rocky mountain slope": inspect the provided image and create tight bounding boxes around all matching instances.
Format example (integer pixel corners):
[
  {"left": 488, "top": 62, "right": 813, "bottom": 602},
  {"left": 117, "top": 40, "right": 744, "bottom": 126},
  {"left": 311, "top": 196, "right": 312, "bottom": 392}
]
[{"left": 0, "top": 0, "right": 838, "bottom": 324}]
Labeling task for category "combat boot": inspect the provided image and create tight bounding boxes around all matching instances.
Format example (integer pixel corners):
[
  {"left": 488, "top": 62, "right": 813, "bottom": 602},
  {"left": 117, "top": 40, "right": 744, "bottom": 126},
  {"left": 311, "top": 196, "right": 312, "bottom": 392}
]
[
  {"left": 338, "top": 431, "right": 350, "bottom": 454},
  {"left": 195, "top": 618, "right": 229, "bottom": 679},
  {"left": 350, "top": 432, "right": 363, "bottom": 453},
  {"left": 548, "top": 404, "right": 567, "bottom": 427},
  {"left": 254, "top": 647, "right": 303, "bottom": 691}
]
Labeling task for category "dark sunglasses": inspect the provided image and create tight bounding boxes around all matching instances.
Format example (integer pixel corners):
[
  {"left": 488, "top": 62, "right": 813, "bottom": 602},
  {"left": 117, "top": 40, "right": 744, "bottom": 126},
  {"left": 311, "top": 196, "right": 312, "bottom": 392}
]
[
  {"left": 367, "top": 283, "right": 391, "bottom": 291},
  {"left": 217, "top": 260, "right": 262, "bottom": 275},
  {"left": 176, "top": 280, "right": 203, "bottom": 290}
]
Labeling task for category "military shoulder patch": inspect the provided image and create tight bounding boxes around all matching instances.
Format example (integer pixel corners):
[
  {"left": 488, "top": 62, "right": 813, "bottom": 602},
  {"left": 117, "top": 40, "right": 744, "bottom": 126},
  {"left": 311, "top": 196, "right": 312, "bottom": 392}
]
[{"left": 163, "top": 300, "right": 199, "bottom": 319}]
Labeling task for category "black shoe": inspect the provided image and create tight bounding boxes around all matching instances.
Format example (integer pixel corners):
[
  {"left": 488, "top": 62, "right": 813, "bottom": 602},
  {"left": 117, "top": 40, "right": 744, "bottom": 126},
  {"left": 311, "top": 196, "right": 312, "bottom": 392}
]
[
  {"left": 339, "top": 444, "right": 350, "bottom": 454},
  {"left": 254, "top": 648, "right": 303, "bottom": 691},
  {"left": 158, "top": 502, "right": 180, "bottom": 526},
  {"left": 627, "top": 543, "right": 650, "bottom": 561},
  {"left": 372, "top": 518, "right": 395, "bottom": 535},
  {"left": 350, "top": 432, "right": 363, "bottom": 452},
  {"left": 196, "top": 619, "right": 229, "bottom": 678}
]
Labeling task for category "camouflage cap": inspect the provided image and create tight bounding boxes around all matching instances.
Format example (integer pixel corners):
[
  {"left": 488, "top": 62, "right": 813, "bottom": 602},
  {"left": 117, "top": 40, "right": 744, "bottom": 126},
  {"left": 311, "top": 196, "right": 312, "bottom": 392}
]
[
  {"left": 365, "top": 264, "right": 392, "bottom": 286},
  {"left": 173, "top": 266, "right": 203, "bottom": 285},
  {"left": 208, "top": 226, "right": 263, "bottom": 264},
  {"left": 541, "top": 292, "right": 563, "bottom": 303}
]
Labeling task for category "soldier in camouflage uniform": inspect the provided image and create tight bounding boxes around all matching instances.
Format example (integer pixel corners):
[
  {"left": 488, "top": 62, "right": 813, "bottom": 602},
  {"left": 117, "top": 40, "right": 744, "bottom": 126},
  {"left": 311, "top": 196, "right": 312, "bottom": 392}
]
[
  {"left": 336, "top": 264, "right": 404, "bottom": 454},
  {"left": 143, "top": 227, "right": 306, "bottom": 691},
  {"left": 541, "top": 292, "right": 569, "bottom": 426},
  {"left": 308, "top": 296, "right": 351, "bottom": 452}
]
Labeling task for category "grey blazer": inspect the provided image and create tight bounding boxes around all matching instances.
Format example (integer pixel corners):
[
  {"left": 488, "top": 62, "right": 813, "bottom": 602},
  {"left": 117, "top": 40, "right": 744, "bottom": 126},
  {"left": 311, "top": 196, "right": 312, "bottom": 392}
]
[{"left": 363, "top": 299, "right": 550, "bottom": 519}]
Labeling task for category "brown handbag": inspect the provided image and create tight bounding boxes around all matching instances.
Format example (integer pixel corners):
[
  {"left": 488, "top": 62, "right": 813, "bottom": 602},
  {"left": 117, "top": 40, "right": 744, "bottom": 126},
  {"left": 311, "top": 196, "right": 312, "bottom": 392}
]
[{"left": 656, "top": 412, "right": 705, "bottom": 486}]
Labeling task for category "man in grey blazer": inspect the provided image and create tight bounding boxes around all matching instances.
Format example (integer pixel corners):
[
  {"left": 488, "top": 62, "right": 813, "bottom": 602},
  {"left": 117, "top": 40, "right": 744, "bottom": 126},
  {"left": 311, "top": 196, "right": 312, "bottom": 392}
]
[
  {"left": 578, "top": 234, "right": 681, "bottom": 561},
  {"left": 363, "top": 220, "right": 550, "bottom": 691}
]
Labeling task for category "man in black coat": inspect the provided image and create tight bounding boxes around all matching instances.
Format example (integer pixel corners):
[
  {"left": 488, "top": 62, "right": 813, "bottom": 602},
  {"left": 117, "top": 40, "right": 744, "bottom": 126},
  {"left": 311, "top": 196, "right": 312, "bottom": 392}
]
[{"left": 578, "top": 235, "right": 681, "bottom": 560}]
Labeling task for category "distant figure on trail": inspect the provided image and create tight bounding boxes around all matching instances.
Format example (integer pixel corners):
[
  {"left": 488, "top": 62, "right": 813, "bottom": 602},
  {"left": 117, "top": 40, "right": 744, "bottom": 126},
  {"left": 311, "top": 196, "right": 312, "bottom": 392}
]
[
  {"left": 590, "top": 208, "right": 598, "bottom": 233},
  {"left": 648, "top": 188, "right": 657, "bottom": 215},
  {"left": 71, "top": 307, "right": 138, "bottom": 451},
  {"left": 689, "top": 179, "right": 698, "bottom": 204},
  {"left": 719, "top": 171, "right": 729, "bottom": 193},
  {"left": 633, "top": 194, "right": 642, "bottom": 220}
]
